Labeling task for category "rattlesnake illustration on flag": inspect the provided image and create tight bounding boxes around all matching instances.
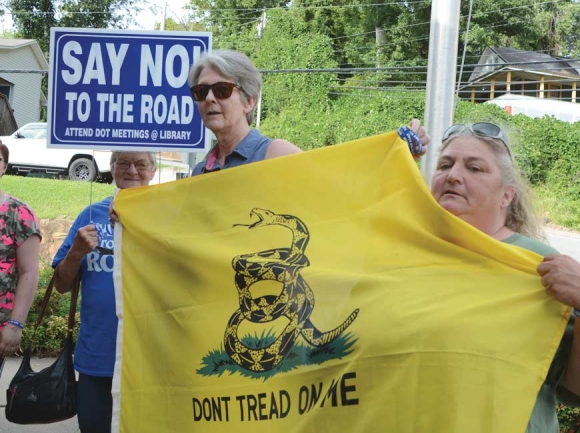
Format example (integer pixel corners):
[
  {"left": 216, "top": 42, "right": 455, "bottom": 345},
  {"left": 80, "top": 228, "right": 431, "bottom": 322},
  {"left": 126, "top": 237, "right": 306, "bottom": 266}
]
[{"left": 111, "top": 131, "right": 569, "bottom": 433}]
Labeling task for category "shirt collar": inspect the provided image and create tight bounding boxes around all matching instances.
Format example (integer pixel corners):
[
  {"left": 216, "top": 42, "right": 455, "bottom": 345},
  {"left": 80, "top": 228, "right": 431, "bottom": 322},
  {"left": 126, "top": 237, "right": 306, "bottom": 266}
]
[{"left": 204, "top": 129, "right": 257, "bottom": 171}]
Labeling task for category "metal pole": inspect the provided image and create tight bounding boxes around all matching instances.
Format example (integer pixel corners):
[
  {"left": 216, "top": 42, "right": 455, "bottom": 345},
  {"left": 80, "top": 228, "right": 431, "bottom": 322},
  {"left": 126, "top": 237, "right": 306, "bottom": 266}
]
[
  {"left": 160, "top": 2, "right": 167, "bottom": 31},
  {"left": 256, "top": 91, "right": 262, "bottom": 128},
  {"left": 187, "top": 153, "right": 197, "bottom": 176},
  {"left": 421, "top": 0, "right": 461, "bottom": 186}
]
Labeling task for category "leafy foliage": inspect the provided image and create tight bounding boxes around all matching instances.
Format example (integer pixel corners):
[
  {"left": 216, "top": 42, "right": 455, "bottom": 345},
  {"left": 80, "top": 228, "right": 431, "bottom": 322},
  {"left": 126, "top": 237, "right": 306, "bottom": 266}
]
[
  {"left": 8, "top": 0, "right": 143, "bottom": 54},
  {"left": 8, "top": 0, "right": 56, "bottom": 53},
  {"left": 558, "top": 2, "right": 580, "bottom": 57},
  {"left": 253, "top": 9, "right": 336, "bottom": 119},
  {"left": 20, "top": 266, "right": 80, "bottom": 356},
  {"left": 558, "top": 404, "right": 580, "bottom": 433},
  {"left": 58, "top": 0, "right": 143, "bottom": 29}
]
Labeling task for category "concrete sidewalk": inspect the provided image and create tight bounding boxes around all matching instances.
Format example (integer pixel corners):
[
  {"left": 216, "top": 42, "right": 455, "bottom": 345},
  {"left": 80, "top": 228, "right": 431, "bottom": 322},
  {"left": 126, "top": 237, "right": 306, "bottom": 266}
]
[
  {"left": 545, "top": 226, "right": 580, "bottom": 261},
  {"left": 0, "top": 356, "right": 79, "bottom": 432}
]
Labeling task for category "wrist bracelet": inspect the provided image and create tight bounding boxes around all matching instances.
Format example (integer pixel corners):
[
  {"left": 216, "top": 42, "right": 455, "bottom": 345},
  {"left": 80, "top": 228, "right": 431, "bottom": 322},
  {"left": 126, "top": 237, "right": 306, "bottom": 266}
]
[{"left": 6, "top": 319, "right": 24, "bottom": 329}]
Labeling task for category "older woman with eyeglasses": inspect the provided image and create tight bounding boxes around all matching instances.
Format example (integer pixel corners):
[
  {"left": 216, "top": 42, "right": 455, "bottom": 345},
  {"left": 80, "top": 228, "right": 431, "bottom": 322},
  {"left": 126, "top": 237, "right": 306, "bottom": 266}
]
[
  {"left": 53, "top": 151, "right": 156, "bottom": 433},
  {"left": 431, "top": 122, "right": 580, "bottom": 432},
  {"left": 0, "top": 141, "right": 41, "bottom": 373}
]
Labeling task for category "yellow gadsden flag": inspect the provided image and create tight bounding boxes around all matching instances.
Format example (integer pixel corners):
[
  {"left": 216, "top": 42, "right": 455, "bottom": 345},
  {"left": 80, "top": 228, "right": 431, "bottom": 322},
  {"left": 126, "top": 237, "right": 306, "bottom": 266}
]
[{"left": 112, "top": 131, "right": 568, "bottom": 433}]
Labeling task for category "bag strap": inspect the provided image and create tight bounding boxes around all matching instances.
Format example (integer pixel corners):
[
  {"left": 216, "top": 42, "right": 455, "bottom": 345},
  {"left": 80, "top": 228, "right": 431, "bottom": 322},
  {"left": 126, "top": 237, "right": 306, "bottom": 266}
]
[{"left": 31, "top": 269, "right": 80, "bottom": 341}]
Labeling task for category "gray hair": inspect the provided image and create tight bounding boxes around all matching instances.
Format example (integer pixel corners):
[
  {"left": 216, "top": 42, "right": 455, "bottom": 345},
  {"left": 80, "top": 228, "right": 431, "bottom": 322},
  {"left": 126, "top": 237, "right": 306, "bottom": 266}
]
[
  {"left": 110, "top": 151, "right": 156, "bottom": 168},
  {"left": 187, "top": 50, "right": 262, "bottom": 125},
  {"left": 439, "top": 127, "right": 544, "bottom": 240}
]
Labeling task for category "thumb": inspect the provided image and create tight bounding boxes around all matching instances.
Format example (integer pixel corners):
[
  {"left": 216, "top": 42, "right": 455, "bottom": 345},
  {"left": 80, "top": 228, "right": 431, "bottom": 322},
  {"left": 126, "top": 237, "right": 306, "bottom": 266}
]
[{"left": 408, "top": 118, "right": 420, "bottom": 132}]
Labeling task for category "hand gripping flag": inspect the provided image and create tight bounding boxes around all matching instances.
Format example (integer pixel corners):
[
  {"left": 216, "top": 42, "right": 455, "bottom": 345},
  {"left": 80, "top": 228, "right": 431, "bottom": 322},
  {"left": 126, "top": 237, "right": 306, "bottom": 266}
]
[{"left": 111, "top": 131, "right": 569, "bottom": 433}]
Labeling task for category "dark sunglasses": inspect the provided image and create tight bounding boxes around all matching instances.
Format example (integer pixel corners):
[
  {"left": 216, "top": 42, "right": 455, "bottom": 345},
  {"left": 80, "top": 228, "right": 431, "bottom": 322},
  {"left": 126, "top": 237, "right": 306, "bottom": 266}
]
[
  {"left": 442, "top": 122, "right": 512, "bottom": 159},
  {"left": 190, "top": 82, "right": 241, "bottom": 101}
]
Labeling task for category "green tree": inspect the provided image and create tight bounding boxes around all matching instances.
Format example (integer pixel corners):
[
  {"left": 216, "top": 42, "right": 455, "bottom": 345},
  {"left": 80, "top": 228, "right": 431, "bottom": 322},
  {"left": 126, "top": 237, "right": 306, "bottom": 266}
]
[
  {"left": 460, "top": 0, "right": 550, "bottom": 57},
  {"left": 58, "top": 0, "right": 143, "bottom": 29},
  {"left": 157, "top": 15, "right": 206, "bottom": 32},
  {"left": 253, "top": 8, "right": 337, "bottom": 119},
  {"left": 9, "top": 0, "right": 56, "bottom": 53},
  {"left": 555, "top": 1, "right": 580, "bottom": 57},
  {"left": 184, "top": 0, "right": 285, "bottom": 50},
  {"left": 8, "top": 0, "right": 143, "bottom": 54},
  {"left": 182, "top": 0, "right": 579, "bottom": 73}
]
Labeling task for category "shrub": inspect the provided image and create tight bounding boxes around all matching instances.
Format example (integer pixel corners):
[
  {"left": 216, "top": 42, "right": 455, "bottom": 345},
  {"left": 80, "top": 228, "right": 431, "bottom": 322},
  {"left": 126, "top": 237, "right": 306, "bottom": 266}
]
[
  {"left": 21, "top": 266, "right": 80, "bottom": 356},
  {"left": 558, "top": 404, "right": 580, "bottom": 432}
]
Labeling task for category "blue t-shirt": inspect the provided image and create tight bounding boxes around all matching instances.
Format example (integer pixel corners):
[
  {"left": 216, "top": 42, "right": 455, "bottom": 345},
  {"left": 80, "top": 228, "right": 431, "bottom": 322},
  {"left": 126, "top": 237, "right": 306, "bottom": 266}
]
[
  {"left": 52, "top": 196, "right": 116, "bottom": 377},
  {"left": 193, "top": 129, "right": 272, "bottom": 175}
]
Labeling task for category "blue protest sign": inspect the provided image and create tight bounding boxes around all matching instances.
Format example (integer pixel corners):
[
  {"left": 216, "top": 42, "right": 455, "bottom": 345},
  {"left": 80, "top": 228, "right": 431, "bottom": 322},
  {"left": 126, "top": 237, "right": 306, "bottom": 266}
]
[{"left": 47, "top": 28, "right": 212, "bottom": 151}]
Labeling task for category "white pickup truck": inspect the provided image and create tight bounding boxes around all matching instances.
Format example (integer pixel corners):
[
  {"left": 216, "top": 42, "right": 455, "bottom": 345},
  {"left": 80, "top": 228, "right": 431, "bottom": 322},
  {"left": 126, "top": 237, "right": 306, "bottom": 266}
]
[{"left": 0, "top": 122, "right": 112, "bottom": 182}]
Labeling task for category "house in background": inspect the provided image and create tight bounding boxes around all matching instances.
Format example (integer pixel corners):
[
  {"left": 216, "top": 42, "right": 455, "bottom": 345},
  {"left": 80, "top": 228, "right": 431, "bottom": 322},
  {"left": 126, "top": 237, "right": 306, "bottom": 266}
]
[
  {"left": 460, "top": 47, "right": 580, "bottom": 104},
  {"left": 0, "top": 39, "right": 48, "bottom": 128}
]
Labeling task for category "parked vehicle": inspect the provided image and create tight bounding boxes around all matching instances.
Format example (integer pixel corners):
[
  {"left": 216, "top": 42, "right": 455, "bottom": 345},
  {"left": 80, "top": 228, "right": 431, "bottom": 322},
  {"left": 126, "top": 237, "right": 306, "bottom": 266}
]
[{"left": 0, "top": 122, "right": 112, "bottom": 182}]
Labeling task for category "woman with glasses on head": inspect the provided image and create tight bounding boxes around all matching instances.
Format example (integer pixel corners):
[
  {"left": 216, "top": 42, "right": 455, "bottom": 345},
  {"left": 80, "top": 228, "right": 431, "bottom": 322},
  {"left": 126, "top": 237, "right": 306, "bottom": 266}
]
[
  {"left": 53, "top": 151, "right": 156, "bottom": 433},
  {"left": 431, "top": 122, "right": 580, "bottom": 432},
  {"left": 0, "top": 141, "right": 41, "bottom": 375}
]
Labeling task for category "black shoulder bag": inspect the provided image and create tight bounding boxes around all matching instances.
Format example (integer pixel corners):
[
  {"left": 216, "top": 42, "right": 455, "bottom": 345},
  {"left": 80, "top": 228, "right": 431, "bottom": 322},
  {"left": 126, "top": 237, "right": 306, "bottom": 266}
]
[{"left": 5, "top": 271, "right": 80, "bottom": 424}]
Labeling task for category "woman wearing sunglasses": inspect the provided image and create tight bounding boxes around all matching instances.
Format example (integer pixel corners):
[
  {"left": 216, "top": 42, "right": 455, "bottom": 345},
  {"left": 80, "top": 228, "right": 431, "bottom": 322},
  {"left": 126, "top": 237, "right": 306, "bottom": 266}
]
[
  {"left": 188, "top": 50, "right": 302, "bottom": 174},
  {"left": 431, "top": 122, "right": 580, "bottom": 432}
]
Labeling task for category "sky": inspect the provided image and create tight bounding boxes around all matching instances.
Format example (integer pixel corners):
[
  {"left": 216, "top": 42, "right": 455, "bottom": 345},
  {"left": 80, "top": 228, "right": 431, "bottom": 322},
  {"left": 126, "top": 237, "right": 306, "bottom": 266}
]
[{"left": 130, "top": 0, "right": 192, "bottom": 30}]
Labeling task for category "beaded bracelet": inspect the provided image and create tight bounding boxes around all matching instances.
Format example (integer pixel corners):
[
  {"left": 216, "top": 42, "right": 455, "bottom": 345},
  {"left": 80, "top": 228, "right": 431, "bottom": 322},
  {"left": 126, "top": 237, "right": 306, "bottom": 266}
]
[{"left": 6, "top": 319, "right": 24, "bottom": 329}]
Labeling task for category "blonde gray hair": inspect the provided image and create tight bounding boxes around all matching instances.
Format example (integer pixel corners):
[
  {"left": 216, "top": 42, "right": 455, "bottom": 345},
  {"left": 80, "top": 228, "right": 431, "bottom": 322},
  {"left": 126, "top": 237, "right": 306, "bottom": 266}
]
[
  {"left": 188, "top": 50, "right": 262, "bottom": 125},
  {"left": 439, "top": 127, "right": 544, "bottom": 240}
]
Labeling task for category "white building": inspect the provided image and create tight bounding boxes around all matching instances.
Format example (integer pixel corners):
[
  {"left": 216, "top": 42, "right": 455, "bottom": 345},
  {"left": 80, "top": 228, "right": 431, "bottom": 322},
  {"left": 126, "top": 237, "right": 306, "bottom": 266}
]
[
  {"left": 486, "top": 94, "right": 580, "bottom": 124},
  {"left": 0, "top": 39, "right": 48, "bottom": 128}
]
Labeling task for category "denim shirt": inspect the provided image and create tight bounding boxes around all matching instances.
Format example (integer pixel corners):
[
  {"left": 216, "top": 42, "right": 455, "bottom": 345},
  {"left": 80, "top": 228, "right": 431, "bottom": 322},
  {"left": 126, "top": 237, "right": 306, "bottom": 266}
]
[{"left": 193, "top": 129, "right": 273, "bottom": 175}]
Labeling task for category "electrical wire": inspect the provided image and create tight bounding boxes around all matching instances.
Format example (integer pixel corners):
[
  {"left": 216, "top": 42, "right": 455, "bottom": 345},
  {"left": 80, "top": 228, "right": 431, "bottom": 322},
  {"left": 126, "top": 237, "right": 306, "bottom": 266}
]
[{"left": 456, "top": 0, "right": 475, "bottom": 108}]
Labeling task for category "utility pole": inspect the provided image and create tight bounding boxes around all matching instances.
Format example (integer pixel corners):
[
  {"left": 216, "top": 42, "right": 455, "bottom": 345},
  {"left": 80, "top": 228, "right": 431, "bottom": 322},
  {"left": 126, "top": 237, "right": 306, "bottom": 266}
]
[
  {"left": 256, "top": 8, "right": 266, "bottom": 127},
  {"left": 256, "top": 93, "right": 262, "bottom": 128},
  {"left": 160, "top": 1, "right": 167, "bottom": 31},
  {"left": 421, "top": 0, "right": 461, "bottom": 185}
]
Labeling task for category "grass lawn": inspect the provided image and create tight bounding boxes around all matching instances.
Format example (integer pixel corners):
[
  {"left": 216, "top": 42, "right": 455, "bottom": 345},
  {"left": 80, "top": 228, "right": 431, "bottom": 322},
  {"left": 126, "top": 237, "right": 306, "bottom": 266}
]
[
  {"left": 1, "top": 175, "right": 115, "bottom": 220},
  {"left": 536, "top": 185, "right": 580, "bottom": 232}
]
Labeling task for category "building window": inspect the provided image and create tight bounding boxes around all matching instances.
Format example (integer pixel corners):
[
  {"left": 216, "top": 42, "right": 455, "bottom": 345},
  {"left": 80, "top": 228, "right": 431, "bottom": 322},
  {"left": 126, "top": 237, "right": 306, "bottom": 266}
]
[{"left": 0, "top": 85, "right": 10, "bottom": 99}]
